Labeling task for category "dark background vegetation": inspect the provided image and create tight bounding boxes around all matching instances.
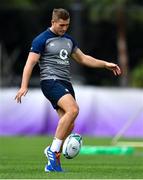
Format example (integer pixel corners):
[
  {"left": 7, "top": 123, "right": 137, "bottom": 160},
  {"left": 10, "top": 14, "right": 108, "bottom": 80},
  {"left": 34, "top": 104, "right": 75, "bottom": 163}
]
[{"left": 0, "top": 0, "right": 143, "bottom": 87}]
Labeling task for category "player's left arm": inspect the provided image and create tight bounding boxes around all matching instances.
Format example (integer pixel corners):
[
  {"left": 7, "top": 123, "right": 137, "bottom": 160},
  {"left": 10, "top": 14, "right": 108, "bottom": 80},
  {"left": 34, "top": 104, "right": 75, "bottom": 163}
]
[{"left": 71, "top": 48, "right": 121, "bottom": 76}]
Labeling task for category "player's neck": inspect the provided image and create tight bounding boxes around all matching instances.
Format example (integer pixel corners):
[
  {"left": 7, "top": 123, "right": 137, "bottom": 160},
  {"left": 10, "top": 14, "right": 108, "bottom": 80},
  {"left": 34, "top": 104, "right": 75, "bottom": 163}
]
[{"left": 49, "top": 27, "right": 58, "bottom": 36}]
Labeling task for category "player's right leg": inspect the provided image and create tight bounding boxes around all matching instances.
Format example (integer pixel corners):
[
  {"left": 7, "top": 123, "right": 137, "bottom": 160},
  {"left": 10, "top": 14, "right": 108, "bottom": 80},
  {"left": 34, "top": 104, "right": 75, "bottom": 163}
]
[
  {"left": 41, "top": 80, "right": 78, "bottom": 172},
  {"left": 56, "top": 108, "right": 75, "bottom": 152},
  {"left": 56, "top": 107, "right": 76, "bottom": 140},
  {"left": 55, "top": 93, "right": 79, "bottom": 140},
  {"left": 44, "top": 94, "right": 79, "bottom": 172},
  {"left": 44, "top": 146, "right": 62, "bottom": 172}
]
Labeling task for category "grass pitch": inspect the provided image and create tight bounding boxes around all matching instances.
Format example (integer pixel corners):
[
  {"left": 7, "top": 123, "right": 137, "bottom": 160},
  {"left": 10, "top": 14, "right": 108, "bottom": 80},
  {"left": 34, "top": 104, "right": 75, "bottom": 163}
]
[{"left": 0, "top": 136, "right": 143, "bottom": 179}]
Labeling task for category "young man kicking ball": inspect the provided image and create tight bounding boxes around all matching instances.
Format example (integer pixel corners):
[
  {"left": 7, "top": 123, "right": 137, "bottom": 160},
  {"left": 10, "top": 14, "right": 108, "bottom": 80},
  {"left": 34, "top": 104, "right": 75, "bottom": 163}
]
[{"left": 15, "top": 8, "right": 121, "bottom": 172}]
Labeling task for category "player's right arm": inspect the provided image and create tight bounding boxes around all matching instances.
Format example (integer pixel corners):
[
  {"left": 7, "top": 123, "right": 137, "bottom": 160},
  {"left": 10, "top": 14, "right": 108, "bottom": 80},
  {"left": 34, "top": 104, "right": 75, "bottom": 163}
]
[{"left": 15, "top": 52, "right": 40, "bottom": 103}]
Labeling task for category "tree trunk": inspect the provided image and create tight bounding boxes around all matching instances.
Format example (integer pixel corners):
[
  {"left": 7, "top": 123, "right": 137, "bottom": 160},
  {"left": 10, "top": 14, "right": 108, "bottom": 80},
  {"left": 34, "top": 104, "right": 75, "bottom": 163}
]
[{"left": 117, "top": 7, "right": 129, "bottom": 86}]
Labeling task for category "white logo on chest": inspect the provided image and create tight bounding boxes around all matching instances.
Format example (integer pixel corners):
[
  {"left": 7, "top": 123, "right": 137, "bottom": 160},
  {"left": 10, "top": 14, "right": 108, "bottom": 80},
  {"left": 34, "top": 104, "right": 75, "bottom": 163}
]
[
  {"left": 59, "top": 49, "right": 68, "bottom": 60},
  {"left": 50, "top": 43, "right": 55, "bottom": 47},
  {"left": 67, "top": 42, "right": 71, "bottom": 48}
]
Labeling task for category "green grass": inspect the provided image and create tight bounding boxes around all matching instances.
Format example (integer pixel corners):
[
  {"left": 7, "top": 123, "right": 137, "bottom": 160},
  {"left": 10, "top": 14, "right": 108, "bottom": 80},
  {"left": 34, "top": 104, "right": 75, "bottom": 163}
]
[{"left": 0, "top": 136, "right": 143, "bottom": 179}]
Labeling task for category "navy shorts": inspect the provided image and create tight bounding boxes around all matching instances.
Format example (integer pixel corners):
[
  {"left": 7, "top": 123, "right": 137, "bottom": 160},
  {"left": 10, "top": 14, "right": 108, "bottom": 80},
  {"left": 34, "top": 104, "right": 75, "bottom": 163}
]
[{"left": 40, "top": 79, "right": 75, "bottom": 109}]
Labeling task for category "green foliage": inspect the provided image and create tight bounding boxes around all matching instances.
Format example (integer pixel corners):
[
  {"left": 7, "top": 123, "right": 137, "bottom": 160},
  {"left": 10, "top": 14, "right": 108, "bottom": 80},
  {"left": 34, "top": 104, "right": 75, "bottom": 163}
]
[
  {"left": 0, "top": 0, "right": 35, "bottom": 8},
  {"left": 129, "top": 7, "right": 143, "bottom": 22},
  {"left": 131, "top": 62, "right": 143, "bottom": 87},
  {"left": 83, "top": 0, "right": 143, "bottom": 22},
  {"left": 0, "top": 0, "right": 72, "bottom": 9}
]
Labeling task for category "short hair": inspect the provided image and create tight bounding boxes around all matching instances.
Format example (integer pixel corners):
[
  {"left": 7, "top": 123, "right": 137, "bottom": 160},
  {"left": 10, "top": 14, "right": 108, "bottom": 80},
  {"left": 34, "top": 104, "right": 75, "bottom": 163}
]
[{"left": 52, "top": 8, "right": 70, "bottom": 21}]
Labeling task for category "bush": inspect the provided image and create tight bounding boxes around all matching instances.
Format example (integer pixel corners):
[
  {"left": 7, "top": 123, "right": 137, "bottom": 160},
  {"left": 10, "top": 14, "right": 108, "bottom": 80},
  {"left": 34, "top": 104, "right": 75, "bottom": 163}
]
[{"left": 131, "top": 63, "right": 143, "bottom": 87}]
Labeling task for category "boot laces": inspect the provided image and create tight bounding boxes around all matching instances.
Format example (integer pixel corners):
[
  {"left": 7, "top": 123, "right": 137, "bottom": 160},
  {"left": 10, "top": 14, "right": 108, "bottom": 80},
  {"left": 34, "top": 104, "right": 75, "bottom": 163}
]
[{"left": 55, "top": 152, "right": 61, "bottom": 165}]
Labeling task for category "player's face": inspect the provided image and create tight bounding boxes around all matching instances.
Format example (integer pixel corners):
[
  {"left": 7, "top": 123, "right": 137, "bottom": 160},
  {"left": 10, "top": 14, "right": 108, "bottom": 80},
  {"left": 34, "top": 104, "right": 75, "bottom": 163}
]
[{"left": 51, "top": 18, "right": 70, "bottom": 36}]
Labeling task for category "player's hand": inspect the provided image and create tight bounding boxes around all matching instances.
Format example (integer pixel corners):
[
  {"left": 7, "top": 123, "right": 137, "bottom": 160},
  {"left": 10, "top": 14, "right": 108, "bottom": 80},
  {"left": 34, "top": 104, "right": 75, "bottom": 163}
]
[
  {"left": 105, "top": 62, "right": 121, "bottom": 76},
  {"left": 15, "top": 88, "right": 28, "bottom": 103}
]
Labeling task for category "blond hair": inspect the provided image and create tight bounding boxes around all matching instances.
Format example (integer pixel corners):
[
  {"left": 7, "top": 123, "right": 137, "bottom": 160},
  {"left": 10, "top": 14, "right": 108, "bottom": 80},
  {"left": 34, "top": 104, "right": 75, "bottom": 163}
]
[{"left": 52, "top": 8, "right": 70, "bottom": 21}]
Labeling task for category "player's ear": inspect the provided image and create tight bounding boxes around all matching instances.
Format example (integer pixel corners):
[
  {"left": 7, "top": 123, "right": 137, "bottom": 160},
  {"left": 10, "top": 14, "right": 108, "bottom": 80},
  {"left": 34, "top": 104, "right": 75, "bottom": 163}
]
[
  {"left": 51, "top": 19, "right": 55, "bottom": 26},
  {"left": 51, "top": 20, "right": 53, "bottom": 24}
]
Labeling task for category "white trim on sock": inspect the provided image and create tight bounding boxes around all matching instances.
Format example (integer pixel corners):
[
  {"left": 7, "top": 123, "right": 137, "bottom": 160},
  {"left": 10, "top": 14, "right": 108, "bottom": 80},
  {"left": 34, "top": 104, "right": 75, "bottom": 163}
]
[{"left": 50, "top": 137, "right": 63, "bottom": 152}]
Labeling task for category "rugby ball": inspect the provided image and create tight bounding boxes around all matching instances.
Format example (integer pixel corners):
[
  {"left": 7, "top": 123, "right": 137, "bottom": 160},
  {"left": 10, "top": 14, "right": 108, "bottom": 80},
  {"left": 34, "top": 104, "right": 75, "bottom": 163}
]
[{"left": 62, "top": 133, "right": 82, "bottom": 159}]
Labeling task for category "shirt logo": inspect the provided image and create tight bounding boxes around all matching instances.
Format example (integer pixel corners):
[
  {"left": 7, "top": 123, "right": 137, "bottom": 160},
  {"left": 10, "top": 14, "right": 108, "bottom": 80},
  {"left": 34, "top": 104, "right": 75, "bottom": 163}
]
[
  {"left": 65, "top": 88, "right": 69, "bottom": 92},
  {"left": 50, "top": 43, "right": 55, "bottom": 47},
  {"left": 59, "top": 49, "right": 68, "bottom": 60},
  {"left": 67, "top": 42, "right": 71, "bottom": 48}
]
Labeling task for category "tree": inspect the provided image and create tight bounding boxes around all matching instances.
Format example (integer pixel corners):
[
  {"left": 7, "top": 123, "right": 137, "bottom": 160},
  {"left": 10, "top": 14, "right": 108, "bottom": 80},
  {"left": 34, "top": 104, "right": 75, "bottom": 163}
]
[{"left": 83, "top": 0, "right": 143, "bottom": 86}]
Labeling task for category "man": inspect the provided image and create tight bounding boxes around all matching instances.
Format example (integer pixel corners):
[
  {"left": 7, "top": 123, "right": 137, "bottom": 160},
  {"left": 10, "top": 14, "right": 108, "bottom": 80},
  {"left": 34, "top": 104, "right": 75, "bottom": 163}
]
[{"left": 15, "top": 8, "right": 121, "bottom": 172}]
